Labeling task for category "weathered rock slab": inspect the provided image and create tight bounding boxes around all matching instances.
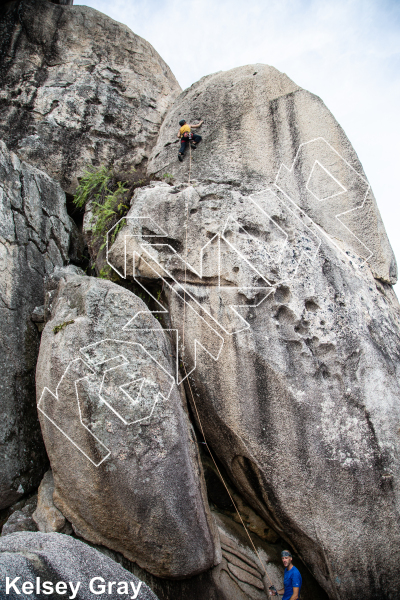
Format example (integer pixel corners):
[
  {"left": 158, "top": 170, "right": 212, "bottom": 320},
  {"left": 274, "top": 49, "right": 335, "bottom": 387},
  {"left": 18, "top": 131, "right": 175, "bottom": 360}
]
[
  {"left": 0, "top": 531, "right": 159, "bottom": 599},
  {"left": 0, "top": 139, "right": 74, "bottom": 510},
  {"left": 0, "top": 0, "right": 181, "bottom": 193},
  {"left": 36, "top": 268, "right": 220, "bottom": 578}
]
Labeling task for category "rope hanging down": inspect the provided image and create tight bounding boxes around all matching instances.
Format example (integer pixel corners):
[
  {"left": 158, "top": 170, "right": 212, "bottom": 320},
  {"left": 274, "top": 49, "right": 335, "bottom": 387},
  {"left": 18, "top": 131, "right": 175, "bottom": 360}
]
[{"left": 180, "top": 146, "right": 275, "bottom": 593}]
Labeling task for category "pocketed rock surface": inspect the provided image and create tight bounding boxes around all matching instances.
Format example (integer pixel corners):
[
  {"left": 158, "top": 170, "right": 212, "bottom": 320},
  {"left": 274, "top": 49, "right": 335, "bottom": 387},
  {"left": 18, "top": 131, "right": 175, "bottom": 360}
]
[
  {"left": 107, "top": 64, "right": 400, "bottom": 599},
  {"left": 35, "top": 268, "right": 220, "bottom": 578},
  {"left": 0, "top": 0, "right": 181, "bottom": 193}
]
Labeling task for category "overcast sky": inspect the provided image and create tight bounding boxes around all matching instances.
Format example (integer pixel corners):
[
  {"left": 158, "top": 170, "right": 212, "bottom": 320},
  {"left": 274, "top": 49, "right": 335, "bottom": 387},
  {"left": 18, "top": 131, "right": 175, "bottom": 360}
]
[{"left": 76, "top": 0, "right": 400, "bottom": 289}]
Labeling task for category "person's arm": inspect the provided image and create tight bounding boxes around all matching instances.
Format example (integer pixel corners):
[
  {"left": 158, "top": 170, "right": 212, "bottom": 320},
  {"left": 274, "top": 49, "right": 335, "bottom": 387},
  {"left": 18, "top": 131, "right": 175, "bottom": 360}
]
[
  {"left": 290, "top": 587, "right": 299, "bottom": 600},
  {"left": 190, "top": 120, "right": 203, "bottom": 129},
  {"left": 177, "top": 130, "right": 181, "bottom": 138},
  {"left": 270, "top": 589, "right": 284, "bottom": 596}
]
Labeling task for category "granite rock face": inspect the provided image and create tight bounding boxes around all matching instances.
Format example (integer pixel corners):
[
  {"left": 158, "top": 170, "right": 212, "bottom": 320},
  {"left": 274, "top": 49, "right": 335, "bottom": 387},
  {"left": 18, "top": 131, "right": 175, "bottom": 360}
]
[
  {"left": 35, "top": 268, "right": 220, "bottom": 578},
  {"left": 0, "top": 0, "right": 180, "bottom": 193},
  {"left": 107, "top": 64, "right": 400, "bottom": 599},
  {"left": 2, "top": 1, "right": 398, "bottom": 592},
  {"left": 0, "top": 139, "right": 74, "bottom": 510},
  {"left": 148, "top": 64, "right": 396, "bottom": 284},
  {"left": 0, "top": 532, "right": 159, "bottom": 600}
]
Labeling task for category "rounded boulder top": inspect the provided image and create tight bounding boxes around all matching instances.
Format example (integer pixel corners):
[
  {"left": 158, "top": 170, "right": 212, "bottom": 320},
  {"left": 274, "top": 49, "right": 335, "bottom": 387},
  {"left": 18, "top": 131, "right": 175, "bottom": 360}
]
[
  {"left": 0, "top": 532, "right": 159, "bottom": 599},
  {"left": 149, "top": 63, "right": 396, "bottom": 284},
  {"left": 0, "top": 0, "right": 181, "bottom": 193}
]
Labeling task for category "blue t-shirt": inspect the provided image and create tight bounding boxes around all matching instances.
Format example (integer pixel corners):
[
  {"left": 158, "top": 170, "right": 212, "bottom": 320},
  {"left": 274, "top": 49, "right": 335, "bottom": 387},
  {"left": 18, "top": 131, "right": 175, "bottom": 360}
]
[{"left": 282, "top": 565, "right": 302, "bottom": 600}]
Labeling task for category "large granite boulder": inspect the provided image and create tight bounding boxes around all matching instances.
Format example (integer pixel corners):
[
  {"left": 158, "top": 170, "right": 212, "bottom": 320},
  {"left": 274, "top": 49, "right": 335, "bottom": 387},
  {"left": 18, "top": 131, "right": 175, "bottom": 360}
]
[
  {"left": 148, "top": 63, "right": 396, "bottom": 284},
  {"left": 35, "top": 268, "right": 220, "bottom": 578},
  {"left": 0, "top": 140, "right": 74, "bottom": 510},
  {"left": 0, "top": 531, "right": 159, "bottom": 599},
  {"left": 0, "top": 0, "right": 180, "bottom": 193},
  {"left": 107, "top": 64, "right": 400, "bottom": 598}
]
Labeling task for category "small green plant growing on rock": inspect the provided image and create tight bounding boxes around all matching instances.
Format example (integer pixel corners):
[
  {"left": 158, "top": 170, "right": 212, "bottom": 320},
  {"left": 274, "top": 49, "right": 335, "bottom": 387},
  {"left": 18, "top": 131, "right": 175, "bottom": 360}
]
[
  {"left": 91, "top": 181, "right": 129, "bottom": 250},
  {"left": 73, "top": 165, "right": 112, "bottom": 209},
  {"left": 73, "top": 164, "right": 160, "bottom": 281},
  {"left": 53, "top": 320, "right": 75, "bottom": 334},
  {"left": 73, "top": 165, "right": 156, "bottom": 259},
  {"left": 99, "top": 265, "right": 122, "bottom": 283},
  {"left": 74, "top": 166, "right": 129, "bottom": 251},
  {"left": 163, "top": 172, "right": 174, "bottom": 183}
]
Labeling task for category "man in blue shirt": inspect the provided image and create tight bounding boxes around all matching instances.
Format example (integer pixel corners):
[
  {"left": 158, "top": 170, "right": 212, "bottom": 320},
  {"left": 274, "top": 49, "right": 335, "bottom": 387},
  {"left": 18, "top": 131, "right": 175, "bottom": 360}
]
[{"left": 270, "top": 550, "right": 302, "bottom": 600}]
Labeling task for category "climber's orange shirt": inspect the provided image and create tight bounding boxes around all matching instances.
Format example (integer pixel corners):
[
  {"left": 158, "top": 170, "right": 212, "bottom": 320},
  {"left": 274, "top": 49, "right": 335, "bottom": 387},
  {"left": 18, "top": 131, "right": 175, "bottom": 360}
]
[{"left": 179, "top": 124, "right": 191, "bottom": 137}]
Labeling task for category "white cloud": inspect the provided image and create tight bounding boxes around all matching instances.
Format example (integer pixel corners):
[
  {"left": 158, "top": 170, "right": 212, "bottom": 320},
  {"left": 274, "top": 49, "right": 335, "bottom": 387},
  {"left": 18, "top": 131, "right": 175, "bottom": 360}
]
[{"left": 76, "top": 0, "right": 400, "bottom": 288}]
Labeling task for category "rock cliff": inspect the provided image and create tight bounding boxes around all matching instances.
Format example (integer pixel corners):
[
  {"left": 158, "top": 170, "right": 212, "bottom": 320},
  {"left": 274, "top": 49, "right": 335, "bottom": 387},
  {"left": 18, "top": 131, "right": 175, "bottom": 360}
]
[
  {"left": 0, "top": 139, "right": 74, "bottom": 510},
  {"left": 107, "top": 64, "right": 400, "bottom": 598},
  {"left": 0, "top": 0, "right": 180, "bottom": 193},
  {"left": 0, "top": 2, "right": 399, "bottom": 599},
  {"left": 148, "top": 64, "right": 396, "bottom": 284}
]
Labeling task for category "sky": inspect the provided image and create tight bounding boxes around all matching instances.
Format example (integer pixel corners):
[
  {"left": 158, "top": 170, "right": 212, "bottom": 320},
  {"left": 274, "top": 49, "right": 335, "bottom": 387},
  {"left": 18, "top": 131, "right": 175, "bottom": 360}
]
[{"left": 76, "top": 0, "right": 400, "bottom": 289}]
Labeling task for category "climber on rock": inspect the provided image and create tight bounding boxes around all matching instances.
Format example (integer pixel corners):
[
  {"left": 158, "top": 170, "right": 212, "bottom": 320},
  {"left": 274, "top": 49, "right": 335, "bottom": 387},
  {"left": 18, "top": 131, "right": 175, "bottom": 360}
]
[
  {"left": 269, "top": 551, "right": 302, "bottom": 600},
  {"left": 177, "top": 119, "right": 203, "bottom": 162}
]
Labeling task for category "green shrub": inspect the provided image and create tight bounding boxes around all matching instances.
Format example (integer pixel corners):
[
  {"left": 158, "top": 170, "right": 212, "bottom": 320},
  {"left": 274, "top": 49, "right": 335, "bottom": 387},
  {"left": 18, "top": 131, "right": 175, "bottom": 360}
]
[
  {"left": 73, "top": 166, "right": 135, "bottom": 252},
  {"left": 74, "top": 165, "right": 112, "bottom": 209},
  {"left": 91, "top": 182, "right": 129, "bottom": 250},
  {"left": 73, "top": 165, "right": 162, "bottom": 280}
]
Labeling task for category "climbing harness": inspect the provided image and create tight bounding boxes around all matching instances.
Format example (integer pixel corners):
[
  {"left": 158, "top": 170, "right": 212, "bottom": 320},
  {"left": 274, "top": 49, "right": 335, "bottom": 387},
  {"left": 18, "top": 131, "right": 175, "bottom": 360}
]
[{"left": 180, "top": 145, "right": 276, "bottom": 595}]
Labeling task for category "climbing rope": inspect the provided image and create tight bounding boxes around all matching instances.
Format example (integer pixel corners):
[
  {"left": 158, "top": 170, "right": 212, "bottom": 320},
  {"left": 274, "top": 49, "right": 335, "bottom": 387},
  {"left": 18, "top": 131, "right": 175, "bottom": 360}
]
[
  {"left": 188, "top": 140, "right": 193, "bottom": 186},
  {"left": 180, "top": 145, "right": 276, "bottom": 593}
]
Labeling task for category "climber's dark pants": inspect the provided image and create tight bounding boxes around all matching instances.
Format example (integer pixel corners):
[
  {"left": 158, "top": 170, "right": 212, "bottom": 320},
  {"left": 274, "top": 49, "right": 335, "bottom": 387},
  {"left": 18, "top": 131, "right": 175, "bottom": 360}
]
[{"left": 179, "top": 134, "right": 202, "bottom": 155}]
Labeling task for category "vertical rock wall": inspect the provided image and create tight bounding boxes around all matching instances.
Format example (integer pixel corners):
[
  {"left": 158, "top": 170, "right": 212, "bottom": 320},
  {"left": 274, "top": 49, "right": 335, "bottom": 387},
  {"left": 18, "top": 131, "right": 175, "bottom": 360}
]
[
  {"left": 107, "top": 64, "right": 400, "bottom": 598},
  {"left": 0, "top": 140, "right": 74, "bottom": 509}
]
